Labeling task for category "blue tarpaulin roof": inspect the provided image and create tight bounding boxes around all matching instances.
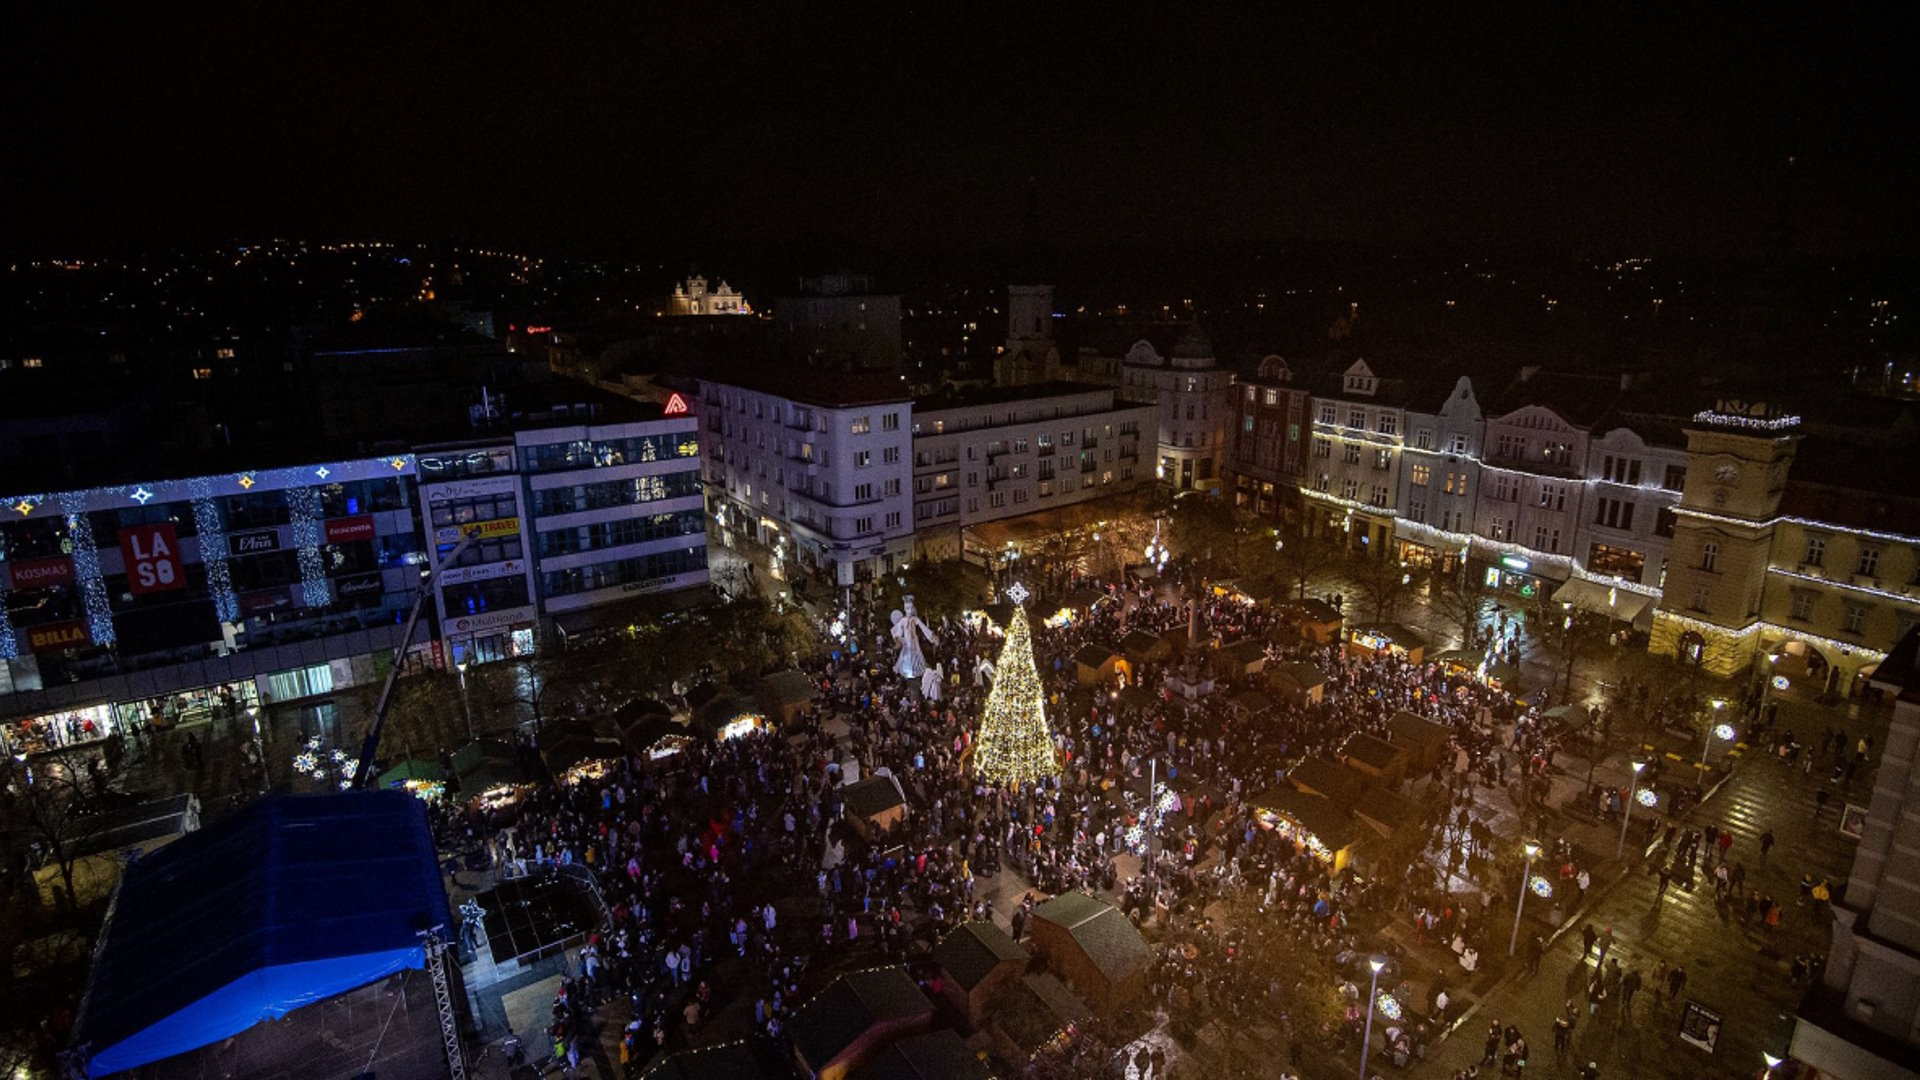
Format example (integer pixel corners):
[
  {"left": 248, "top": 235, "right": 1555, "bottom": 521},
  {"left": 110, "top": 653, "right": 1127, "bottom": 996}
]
[{"left": 74, "top": 792, "right": 451, "bottom": 1078}]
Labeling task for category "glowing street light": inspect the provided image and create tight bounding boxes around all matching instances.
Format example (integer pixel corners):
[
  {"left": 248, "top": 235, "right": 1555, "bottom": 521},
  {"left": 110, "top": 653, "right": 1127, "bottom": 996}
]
[
  {"left": 1360, "top": 955, "right": 1387, "bottom": 1080},
  {"left": 1701, "top": 701, "right": 1734, "bottom": 773},
  {"left": 1510, "top": 840, "right": 1541, "bottom": 956},
  {"left": 1618, "top": 760, "right": 1647, "bottom": 859}
]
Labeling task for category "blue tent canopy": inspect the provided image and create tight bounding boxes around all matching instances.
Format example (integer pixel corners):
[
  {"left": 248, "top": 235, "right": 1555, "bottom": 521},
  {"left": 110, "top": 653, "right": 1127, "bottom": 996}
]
[{"left": 74, "top": 791, "right": 451, "bottom": 1078}]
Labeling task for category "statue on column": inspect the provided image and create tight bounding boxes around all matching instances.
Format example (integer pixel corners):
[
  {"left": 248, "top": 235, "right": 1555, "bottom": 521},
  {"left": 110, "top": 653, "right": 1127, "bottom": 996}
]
[{"left": 890, "top": 595, "right": 937, "bottom": 681}]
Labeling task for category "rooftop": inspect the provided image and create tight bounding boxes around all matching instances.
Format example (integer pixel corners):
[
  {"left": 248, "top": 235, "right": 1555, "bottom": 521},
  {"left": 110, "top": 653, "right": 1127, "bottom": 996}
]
[
  {"left": 913, "top": 380, "right": 1115, "bottom": 414},
  {"left": 698, "top": 364, "right": 913, "bottom": 409}
]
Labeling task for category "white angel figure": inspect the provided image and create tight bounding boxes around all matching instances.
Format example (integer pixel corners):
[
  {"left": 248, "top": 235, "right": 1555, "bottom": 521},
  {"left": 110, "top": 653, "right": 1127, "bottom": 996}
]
[{"left": 890, "top": 594, "right": 937, "bottom": 681}]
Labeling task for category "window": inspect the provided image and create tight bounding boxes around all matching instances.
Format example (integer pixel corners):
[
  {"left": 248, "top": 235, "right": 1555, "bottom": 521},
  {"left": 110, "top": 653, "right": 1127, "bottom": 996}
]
[
  {"left": 1654, "top": 507, "right": 1677, "bottom": 538},
  {"left": 1370, "top": 484, "right": 1390, "bottom": 506},
  {"left": 1533, "top": 525, "right": 1550, "bottom": 550},
  {"left": 1496, "top": 433, "right": 1524, "bottom": 459},
  {"left": 1411, "top": 464, "right": 1432, "bottom": 486},
  {"left": 1804, "top": 536, "right": 1825, "bottom": 567},
  {"left": 1586, "top": 543, "right": 1645, "bottom": 580},
  {"left": 1537, "top": 484, "right": 1566, "bottom": 510},
  {"left": 1264, "top": 389, "right": 1278, "bottom": 405},
  {"left": 1348, "top": 407, "right": 1365, "bottom": 430},
  {"left": 1448, "top": 434, "right": 1469, "bottom": 454},
  {"left": 1374, "top": 449, "right": 1392, "bottom": 470},
  {"left": 1594, "top": 497, "right": 1635, "bottom": 531},
  {"left": 1858, "top": 547, "right": 1881, "bottom": 577},
  {"left": 854, "top": 450, "right": 872, "bottom": 469},
  {"left": 1415, "top": 428, "right": 1433, "bottom": 450},
  {"left": 1341, "top": 478, "right": 1360, "bottom": 499},
  {"left": 854, "top": 483, "right": 873, "bottom": 501},
  {"left": 1378, "top": 414, "right": 1397, "bottom": 437},
  {"left": 1013, "top": 437, "right": 1028, "bottom": 454},
  {"left": 854, "top": 516, "right": 874, "bottom": 534},
  {"left": 1663, "top": 464, "right": 1687, "bottom": 491},
  {"left": 882, "top": 446, "right": 899, "bottom": 464},
  {"left": 1689, "top": 584, "right": 1710, "bottom": 612},
  {"left": 1407, "top": 496, "right": 1426, "bottom": 522},
  {"left": 1601, "top": 455, "right": 1642, "bottom": 485},
  {"left": 881, "top": 413, "right": 899, "bottom": 431},
  {"left": 1701, "top": 542, "right": 1718, "bottom": 572},
  {"left": 1843, "top": 603, "right": 1867, "bottom": 635},
  {"left": 1315, "top": 473, "right": 1330, "bottom": 492},
  {"left": 1790, "top": 591, "right": 1815, "bottom": 621},
  {"left": 1244, "top": 415, "right": 1255, "bottom": 432},
  {"left": 1314, "top": 438, "right": 1332, "bottom": 459},
  {"left": 1444, "top": 471, "right": 1465, "bottom": 495},
  {"left": 966, "top": 472, "right": 978, "bottom": 487},
  {"left": 1318, "top": 403, "right": 1336, "bottom": 425},
  {"left": 851, "top": 416, "right": 871, "bottom": 434},
  {"left": 1343, "top": 443, "right": 1361, "bottom": 464}
]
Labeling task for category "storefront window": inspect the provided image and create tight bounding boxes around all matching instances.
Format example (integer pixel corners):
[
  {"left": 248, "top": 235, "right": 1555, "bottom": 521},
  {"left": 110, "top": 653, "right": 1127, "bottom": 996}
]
[
  {"left": 1, "top": 702, "right": 118, "bottom": 755},
  {"left": 260, "top": 663, "right": 336, "bottom": 704}
]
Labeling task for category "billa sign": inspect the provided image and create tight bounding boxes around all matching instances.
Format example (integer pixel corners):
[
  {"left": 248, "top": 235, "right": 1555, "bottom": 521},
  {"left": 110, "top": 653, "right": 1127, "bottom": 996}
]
[
  {"left": 27, "top": 620, "right": 91, "bottom": 652},
  {"left": 120, "top": 523, "right": 186, "bottom": 595},
  {"left": 324, "top": 515, "right": 377, "bottom": 544},
  {"left": 228, "top": 529, "right": 281, "bottom": 556},
  {"left": 8, "top": 556, "right": 74, "bottom": 589}
]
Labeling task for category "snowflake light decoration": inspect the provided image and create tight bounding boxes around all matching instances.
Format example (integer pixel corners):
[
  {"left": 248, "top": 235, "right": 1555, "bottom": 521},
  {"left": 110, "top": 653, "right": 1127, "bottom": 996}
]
[{"left": 1005, "top": 581, "right": 1029, "bottom": 605}]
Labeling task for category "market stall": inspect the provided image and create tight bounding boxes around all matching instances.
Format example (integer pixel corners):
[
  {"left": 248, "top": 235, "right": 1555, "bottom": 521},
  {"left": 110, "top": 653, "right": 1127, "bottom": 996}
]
[
  {"left": 451, "top": 739, "right": 530, "bottom": 811},
  {"left": 1073, "top": 644, "right": 1130, "bottom": 688},
  {"left": 539, "top": 718, "right": 625, "bottom": 784},
  {"left": 1267, "top": 659, "right": 1328, "bottom": 706},
  {"left": 1250, "top": 786, "right": 1356, "bottom": 871},
  {"left": 374, "top": 759, "right": 448, "bottom": 801},
  {"left": 1345, "top": 621, "right": 1428, "bottom": 664},
  {"left": 1212, "top": 638, "right": 1270, "bottom": 681},
  {"left": 1281, "top": 598, "right": 1344, "bottom": 646},
  {"left": 1384, "top": 711, "right": 1453, "bottom": 773}
]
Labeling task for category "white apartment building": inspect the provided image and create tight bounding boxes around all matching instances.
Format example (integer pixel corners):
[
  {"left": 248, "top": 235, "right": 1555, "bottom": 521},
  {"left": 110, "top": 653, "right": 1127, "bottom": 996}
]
[
  {"left": 1118, "top": 324, "right": 1234, "bottom": 493},
  {"left": 909, "top": 383, "right": 1155, "bottom": 560},
  {"left": 697, "top": 371, "right": 915, "bottom": 588},
  {"left": 1393, "top": 375, "right": 1482, "bottom": 572},
  {"left": 1304, "top": 359, "right": 1410, "bottom": 558}
]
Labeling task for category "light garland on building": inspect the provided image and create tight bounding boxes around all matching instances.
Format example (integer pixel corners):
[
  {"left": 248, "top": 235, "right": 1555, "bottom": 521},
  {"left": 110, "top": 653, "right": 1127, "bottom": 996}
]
[
  {"left": 1652, "top": 608, "right": 1889, "bottom": 663},
  {"left": 285, "top": 485, "right": 332, "bottom": 608},
  {"left": 1690, "top": 410, "right": 1801, "bottom": 431},
  {"left": 60, "top": 493, "right": 116, "bottom": 645},
  {"left": 1466, "top": 535, "right": 1574, "bottom": 572},
  {"left": 0, "top": 601, "right": 16, "bottom": 659},
  {"left": 1675, "top": 507, "right": 1920, "bottom": 548},
  {"left": 1300, "top": 487, "right": 1398, "bottom": 518},
  {"left": 187, "top": 478, "right": 240, "bottom": 622},
  {"left": 1569, "top": 565, "right": 1661, "bottom": 597},
  {"left": 1769, "top": 565, "right": 1920, "bottom": 606},
  {"left": 971, "top": 592, "right": 1059, "bottom": 785}
]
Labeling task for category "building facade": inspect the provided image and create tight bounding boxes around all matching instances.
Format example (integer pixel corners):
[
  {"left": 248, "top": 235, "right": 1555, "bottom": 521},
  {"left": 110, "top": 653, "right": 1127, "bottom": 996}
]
[
  {"left": 668, "top": 275, "right": 751, "bottom": 316},
  {"left": 697, "top": 372, "right": 915, "bottom": 588},
  {"left": 1226, "top": 355, "right": 1312, "bottom": 524},
  {"left": 1392, "top": 375, "right": 1482, "bottom": 572},
  {"left": 994, "top": 283, "right": 1060, "bottom": 388},
  {"left": 1304, "top": 359, "right": 1408, "bottom": 558},
  {"left": 773, "top": 274, "right": 903, "bottom": 371},
  {"left": 908, "top": 384, "right": 1154, "bottom": 560},
  {"left": 1, "top": 454, "right": 428, "bottom": 752},
  {"left": 1119, "top": 325, "right": 1233, "bottom": 494}
]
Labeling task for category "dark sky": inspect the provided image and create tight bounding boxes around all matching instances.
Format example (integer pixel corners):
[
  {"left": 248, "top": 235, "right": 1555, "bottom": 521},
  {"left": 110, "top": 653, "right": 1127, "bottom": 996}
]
[{"left": 7, "top": 6, "right": 1918, "bottom": 256}]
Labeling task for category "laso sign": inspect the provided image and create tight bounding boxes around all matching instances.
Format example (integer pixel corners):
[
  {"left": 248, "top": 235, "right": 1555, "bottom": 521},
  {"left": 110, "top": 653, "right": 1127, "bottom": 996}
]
[{"left": 120, "top": 523, "right": 186, "bottom": 595}]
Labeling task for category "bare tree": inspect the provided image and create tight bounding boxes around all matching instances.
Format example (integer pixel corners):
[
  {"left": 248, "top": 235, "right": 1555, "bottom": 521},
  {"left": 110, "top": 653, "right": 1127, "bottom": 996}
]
[
  {"left": 1, "top": 756, "right": 93, "bottom": 913},
  {"left": 1428, "top": 564, "right": 1495, "bottom": 649},
  {"left": 1352, "top": 554, "right": 1421, "bottom": 624},
  {"left": 1279, "top": 529, "right": 1347, "bottom": 601}
]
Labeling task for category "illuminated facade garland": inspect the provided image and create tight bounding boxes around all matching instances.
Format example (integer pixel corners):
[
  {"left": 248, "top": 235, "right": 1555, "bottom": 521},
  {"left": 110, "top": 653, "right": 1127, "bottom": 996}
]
[
  {"left": 1300, "top": 486, "right": 1397, "bottom": 517},
  {"left": 188, "top": 477, "right": 240, "bottom": 621},
  {"left": 285, "top": 485, "right": 332, "bottom": 609},
  {"left": 1690, "top": 410, "right": 1801, "bottom": 431},
  {"left": 1769, "top": 565, "right": 1920, "bottom": 606},
  {"left": 61, "top": 492, "right": 116, "bottom": 645},
  {"left": 0, "top": 597, "right": 16, "bottom": 659},
  {"left": 971, "top": 599, "right": 1059, "bottom": 785},
  {"left": 1674, "top": 506, "right": 1920, "bottom": 547},
  {"left": 1652, "top": 607, "right": 1889, "bottom": 662}
]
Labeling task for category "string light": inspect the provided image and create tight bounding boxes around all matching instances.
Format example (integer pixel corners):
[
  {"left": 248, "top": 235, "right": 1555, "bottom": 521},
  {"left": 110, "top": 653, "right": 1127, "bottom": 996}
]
[
  {"left": 188, "top": 478, "right": 239, "bottom": 621},
  {"left": 971, "top": 593, "right": 1059, "bottom": 785},
  {"left": 285, "top": 486, "right": 331, "bottom": 608},
  {"left": 61, "top": 493, "right": 116, "bottom": 645},
  {"left": 1690, "top": 410, "right": 1801, "bottom": 431},
  {"left": 0, "top": 601, "right": 17, "bottom": 660}
]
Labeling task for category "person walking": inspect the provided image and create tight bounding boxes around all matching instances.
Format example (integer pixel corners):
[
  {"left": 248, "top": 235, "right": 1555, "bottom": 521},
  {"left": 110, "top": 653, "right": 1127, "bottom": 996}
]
[
  {"left": 1581, "top": 922, "right": 1598, "bottom": 963},
  {"left": 1656, "top": 864, "right": 1671, "bottom": 899},
  {"left": 1759, "top": 826, "right": 1775, "bottom": 865},
  {"left": 1621, "top": 967, "right": 1643, "bottom": 1017},
  {"left": 1667, "top": 964, "right": 1687, "bottom": 1002},
  {"left": 1553, "top": 1013, "right": 1574, "bottom": 1061}
]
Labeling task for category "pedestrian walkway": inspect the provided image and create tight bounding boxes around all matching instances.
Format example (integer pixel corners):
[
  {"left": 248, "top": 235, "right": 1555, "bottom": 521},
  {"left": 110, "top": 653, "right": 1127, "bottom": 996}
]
[{"left": 1422, "top": 737, "right": 1864, "bottom": 1079}]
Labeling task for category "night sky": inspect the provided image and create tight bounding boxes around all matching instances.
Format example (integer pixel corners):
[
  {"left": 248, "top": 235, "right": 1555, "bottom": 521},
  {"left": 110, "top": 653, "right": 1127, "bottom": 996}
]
[{"left": 8, "top": 6, "right": 1918, "bottom": 256}]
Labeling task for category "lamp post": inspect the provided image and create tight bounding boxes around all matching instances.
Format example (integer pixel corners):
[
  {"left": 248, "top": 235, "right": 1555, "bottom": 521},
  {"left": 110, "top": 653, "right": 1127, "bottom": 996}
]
[
  {"left": 1359, "top": 955, "right": 1386, "bottom": 1080},
  {"left": 1701, "top": 700, "right": 1733, "bottom": 774},
  {"left": 1510, "top": 840, "right": 1541, "bottom": 956},
  {"left": 455, "top": 658, "right": 475, "bottom": 740},
  {"left": 1618, "top": 760, "right": 1647, "bottom": 859}
]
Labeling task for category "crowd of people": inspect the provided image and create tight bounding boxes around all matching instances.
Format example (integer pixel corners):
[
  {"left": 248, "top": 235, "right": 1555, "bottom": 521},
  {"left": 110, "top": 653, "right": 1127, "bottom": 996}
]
[{"left": 428, "top": 557, "right": 1645, "bottom": 1077}]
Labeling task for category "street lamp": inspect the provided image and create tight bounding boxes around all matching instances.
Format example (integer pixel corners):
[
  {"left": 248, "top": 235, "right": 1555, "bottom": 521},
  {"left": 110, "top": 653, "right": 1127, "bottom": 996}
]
[
  {"left": 1359, "top": 954, "right": 1387, "bottom": 1080},
  {"left": 1618, "top": 760, "right": 1647, "bottom": 859},
  {"left": 1701, "top": 700, "right": 1734, "bottom": 773},
  {"left": 1510, "top": 840, "right": 1541, "bottom": 956},
  {"left": 455, "top": 658, "right": 475, "bottom": 740}
]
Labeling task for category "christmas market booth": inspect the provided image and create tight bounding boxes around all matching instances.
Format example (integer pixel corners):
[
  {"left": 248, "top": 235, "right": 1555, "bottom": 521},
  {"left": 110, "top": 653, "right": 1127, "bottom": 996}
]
[
  {"left": 1345, "top": 621, "right": 1428, "bottom": 663},
  {"left": 851, "top": 1028, "right": 994, "bottom": 1080},
  {"left": 1338, "top": 732, "right": 1410, "bottom": 787},
  {"left": 1043, "top": 587, "right": 1112, "bottom": 629},
  {"left": 452, "top": 738, "right": 532, "bottom": 812},
  {"left": 539, "top": 717, "right": 625, "bottom": 784},
  {"left": 691, "top": 692, "right": 771, "bottom": 743},
  {"left": 756, "top": 668, "right": 819, "bottom": 725},
  {"left": 1226, "top": 689, "right": 1275, "bottom": 721},
  {"left": 985, "top": 972, "right": 1093, "bottom": 1063},
  {"left": 1385, "top": 711, "right": 1453, "bottom": 773},
  {"left": 841, "top": 773, "right": 909, "bottom": 842},
  {"left": 617, "top": 699, "right": 693, "bottom": 760},
  {"left": 1213, "top": 575, "right": 1280, "bottom": 606},
  {"left": 72, "top": 792, "right": 455, "bottom": 1080},
  {"left": 1029, "top": 891, "right": 1151, "bottom": 1011},
  {"left": 1267, "top": 659, "right": 1328, "bottom": 706},
  {"left": 1212, "top": 638, "right": 1270, "bottom": 681},
  {"left": 788, "top": 966, "right": 935, "bottom": 1080},
  {"left": 637, "top": 1037, "right": 792, "bottom": 1080},
  {"left": 1251, "top": 786, "right": 1356, "bottom": 871},
  {"left": 1281, "top": 598, "right": 1344, "bottom": 645},
  {"left": 375, "top": 759, "right": 448, "bottom": 801},
  {"left": 1073, "top": 643, "right": 1131, "bottom": 687},
  {"left": 932, "top": 920, "right": 1030, "bottom": 1028},
  {"left": 1432, "top": 647, "right": 1520, "bottom": 691},
  {"left": 1119, "top": 627, "right": 1173, "bottom": 667}
]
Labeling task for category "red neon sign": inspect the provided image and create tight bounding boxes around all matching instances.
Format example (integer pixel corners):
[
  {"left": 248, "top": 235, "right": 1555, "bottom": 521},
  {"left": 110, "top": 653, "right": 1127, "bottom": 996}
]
[{"left": 662, "top": 392, "right": 690, "bottom": 416}]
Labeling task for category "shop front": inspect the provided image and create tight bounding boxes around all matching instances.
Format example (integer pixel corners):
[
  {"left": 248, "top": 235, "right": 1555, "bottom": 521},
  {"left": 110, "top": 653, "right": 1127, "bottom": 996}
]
[
  {"left": 445, "top": 606, "right": 538, "bottom": 667},
  {"left": 2, "top": 702, "right": 119, "bottom": 756},
  {"left": 118, "top": 680, "right": 261, "bottom": 731},
  {"left": 1473, "top": 552, "right": 1564, "bottom": 603}
]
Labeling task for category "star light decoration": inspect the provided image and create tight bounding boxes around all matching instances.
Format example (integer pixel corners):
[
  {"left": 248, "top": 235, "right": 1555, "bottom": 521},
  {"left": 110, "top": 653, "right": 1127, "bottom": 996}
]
[
  {"left": 1005, "top": 581, "right": 1029, "bottom": 605},
  {"left": 129, "top": 487, "right": 155, "bottom": 505},
  {"left": 314, "top": 466, "right": 331, "bottom": 480},
  {"left": 1530, "top": 875, "right": 1555, "bottom": 898},
  {"left": 1635, "top": 787, "right": 1660, "bottom": 808}
]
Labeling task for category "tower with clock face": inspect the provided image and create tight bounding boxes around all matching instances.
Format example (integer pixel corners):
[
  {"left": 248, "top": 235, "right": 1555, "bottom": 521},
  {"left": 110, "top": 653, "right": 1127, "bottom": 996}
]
[{"left": 1648, "top": 408, "right": 1801, "bottom": 675}]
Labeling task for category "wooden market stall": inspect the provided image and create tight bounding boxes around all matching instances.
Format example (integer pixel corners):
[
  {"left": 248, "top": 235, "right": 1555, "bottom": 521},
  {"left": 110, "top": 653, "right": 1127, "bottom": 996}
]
[
  {"left": 1281, "top": 598, "right": 1344, "bottom": 646},
  {"left": 1029, "top": 892, "right": 1151, "bottom": 1012},
  {"left": 1385, "top": 711, "right": 1453, "bottom": 773},
  {"left": 539, "top": 718, "right": 626, "bottom": 785},
  {"left": 1339, "top": 732, "right": 1410, "bottom": 787},
  {"left": 788, "top": 967, "right": 935, "bottom": 1080},
  {"left": 451, "top": 738, "right": 532, "bottom": 812},
  {"left": 1073, "top": 643, "right": 1131, "bottom": 688},
  {"left": 1250, "top": 786, "right": 1357, "bottom": 871},
  {"left": 1211, "top": 638, "right": 1270, "bottom": 681},
  {"left": 1119, "top": 628, "right": 1173, "bottom": 667},
  {"left": 842, "top": 774, "right": 909, "bottom": 841},
  {"left": 932, "top": 921, "right": 1030, "bottom": 1028},
  {"left": 757, "top": 669, "right": 820, "bottom": 726},
  {"left": 1267, "top": 659, "right": 1329, "bottom": 706},
  {"left": 1346, "top": 622, "right": 1429, "bottom": 664}
]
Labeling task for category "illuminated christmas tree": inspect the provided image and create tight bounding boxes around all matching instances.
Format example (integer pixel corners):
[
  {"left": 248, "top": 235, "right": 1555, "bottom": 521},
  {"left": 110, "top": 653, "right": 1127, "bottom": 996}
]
[{"left": 972, "top": 585, "right": 1059, "bottom": 785}]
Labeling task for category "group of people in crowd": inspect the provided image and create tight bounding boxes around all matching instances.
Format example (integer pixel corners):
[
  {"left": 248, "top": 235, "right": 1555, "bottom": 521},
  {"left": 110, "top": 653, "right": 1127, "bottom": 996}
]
[{"left": 426, "top": 556, "right": 1666, "bottom": 1076}]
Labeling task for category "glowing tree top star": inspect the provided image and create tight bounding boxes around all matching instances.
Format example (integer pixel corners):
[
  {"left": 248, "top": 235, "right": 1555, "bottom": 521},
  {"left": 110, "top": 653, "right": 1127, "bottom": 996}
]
[{"left": 971, "top": 585, "right": 1058, "bottom": 785}]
